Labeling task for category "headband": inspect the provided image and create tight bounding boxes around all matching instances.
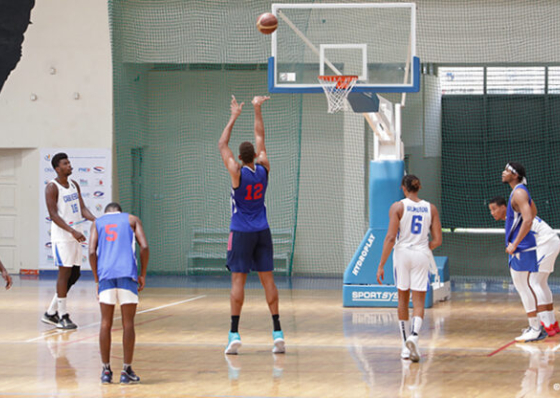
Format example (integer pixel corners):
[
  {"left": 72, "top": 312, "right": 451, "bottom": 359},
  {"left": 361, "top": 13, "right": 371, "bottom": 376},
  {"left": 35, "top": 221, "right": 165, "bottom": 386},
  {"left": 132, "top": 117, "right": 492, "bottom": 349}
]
[{"left": 506, "top": 163, "right": 527, "bottom": 185}]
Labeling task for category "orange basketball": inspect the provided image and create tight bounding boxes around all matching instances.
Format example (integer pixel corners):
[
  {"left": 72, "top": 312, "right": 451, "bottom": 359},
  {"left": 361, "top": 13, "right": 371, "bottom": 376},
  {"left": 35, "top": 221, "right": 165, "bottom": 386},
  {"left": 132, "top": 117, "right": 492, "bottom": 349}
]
[{"left": 256, "top": 12, "right": 278, "bottom": 35}]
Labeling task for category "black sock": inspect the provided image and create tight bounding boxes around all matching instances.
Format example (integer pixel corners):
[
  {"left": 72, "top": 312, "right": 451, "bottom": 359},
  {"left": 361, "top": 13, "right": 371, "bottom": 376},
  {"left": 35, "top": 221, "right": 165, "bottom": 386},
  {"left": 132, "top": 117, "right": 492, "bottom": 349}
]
[
  {"left": 231, "top": 315, "right": 240, "bottom": 333},
  {"left": 272, "top": 314, "right": 281, "bottom": 332}
]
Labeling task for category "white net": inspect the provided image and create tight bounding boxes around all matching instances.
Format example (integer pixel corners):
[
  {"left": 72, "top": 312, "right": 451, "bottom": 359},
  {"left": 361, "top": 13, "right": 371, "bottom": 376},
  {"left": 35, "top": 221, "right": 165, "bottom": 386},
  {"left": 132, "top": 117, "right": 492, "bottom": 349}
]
[{"left": 318, "top": 75, "right": 358, "bottom": 113}]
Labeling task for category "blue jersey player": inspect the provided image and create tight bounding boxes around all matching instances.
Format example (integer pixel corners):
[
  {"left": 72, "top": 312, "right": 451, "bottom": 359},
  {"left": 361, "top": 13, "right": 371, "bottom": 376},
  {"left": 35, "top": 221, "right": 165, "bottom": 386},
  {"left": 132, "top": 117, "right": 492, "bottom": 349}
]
[
  {"left": 502, "top": 162, "right": 547, "bottom": 342},
  {"left": 218, "top": 95, "right": 285, "bottom": 356},
  {"left": 89, "top": 202, "right": 149, "bottom": 384}
]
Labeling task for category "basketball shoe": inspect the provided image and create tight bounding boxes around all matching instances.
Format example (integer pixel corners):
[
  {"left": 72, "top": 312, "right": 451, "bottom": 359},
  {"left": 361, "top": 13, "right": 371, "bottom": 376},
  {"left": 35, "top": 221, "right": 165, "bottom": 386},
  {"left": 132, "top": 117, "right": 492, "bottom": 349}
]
[
  {"left": 225, "top": 332, "right": 242, "bottom": 355},
  {"left": 101, "top": 367, "right": 113, "bottom": 384},
  {"left": 41, "top": 311, "right": 60, "bottom": 326},
  {"left": 515, "top": 326, "right": 547, "bottom": 342},
  {"left": 57, "top": 314, "right": 77, "bottom": 330},
  {"left": 541, "top": 322, "right": 557, "bottom": 337},
  {"left": 405, "top": 335, "right": 420, "bottom": 363},
  {"left": 272, "top": 330, "right": 285, "bottom": 354},
  {"left": 120, "top": 367, "right": 140, "bottom": 384},
  {"left": 401, "top": 345, "right": 411, "bottom": 360}
]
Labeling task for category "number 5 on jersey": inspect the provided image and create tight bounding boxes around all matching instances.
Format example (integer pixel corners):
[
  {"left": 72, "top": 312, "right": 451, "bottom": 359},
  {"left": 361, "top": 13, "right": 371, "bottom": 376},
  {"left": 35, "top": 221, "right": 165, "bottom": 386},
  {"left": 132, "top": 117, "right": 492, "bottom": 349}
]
[{"left": 105, "top": 224, "right": 118, "bottom": 241}]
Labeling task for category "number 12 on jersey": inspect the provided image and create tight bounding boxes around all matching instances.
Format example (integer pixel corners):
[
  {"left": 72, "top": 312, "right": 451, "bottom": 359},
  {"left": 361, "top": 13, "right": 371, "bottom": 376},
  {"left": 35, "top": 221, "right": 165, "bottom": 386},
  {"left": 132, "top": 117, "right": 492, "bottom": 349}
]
[{"left": 411, "top": 215, "right": 423, "bottom": 234}]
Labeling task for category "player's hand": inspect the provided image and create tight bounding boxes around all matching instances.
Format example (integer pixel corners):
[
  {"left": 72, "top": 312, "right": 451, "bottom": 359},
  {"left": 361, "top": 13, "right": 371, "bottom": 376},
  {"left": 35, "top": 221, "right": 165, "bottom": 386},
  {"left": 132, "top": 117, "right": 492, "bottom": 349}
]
[
  {"left": 95, "top": 282, "right": 99, "bottom": 300},
  {"left": 376, "top": 266, "right": 384, "bottom": 285},
  {"left": 505, "top": 243, "right": 517, "bottom": 255},
  {"left": 230, "top": 95, "right": 244, "bottom": 118},
  {"left": 2, "top": 270, "right": 12, "bottom": 290},
  {"left": 138, "top": 275, "right": 146, "bottom": 292},
  {"left": 252, "top": 96, "right": 270, "bottom": 106},
  {"left": 71, "top": 229, "right": 86, "bottom": 243}
]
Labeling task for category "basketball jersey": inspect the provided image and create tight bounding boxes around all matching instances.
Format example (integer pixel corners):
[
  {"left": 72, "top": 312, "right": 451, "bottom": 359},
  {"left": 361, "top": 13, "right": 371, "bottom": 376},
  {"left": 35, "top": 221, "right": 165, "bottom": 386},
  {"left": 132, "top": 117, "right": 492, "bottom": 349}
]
[
  {"left": 505, "top": 184, "right": 537, "bottom": 252},
  {"left": 50, "top": 179, "right": 83, "bottom": 242},
  {"left": 395, "top": 198, "right": 432, "bottom": 249},
  {"left": 532, "top": 217, "right": 558, "bottom": 247},
  {"left": 230, "top": 164, "right": 269, "bottom": 232},
  {"left": 95, "top": 212, "right": 138, "bottom": 282}
]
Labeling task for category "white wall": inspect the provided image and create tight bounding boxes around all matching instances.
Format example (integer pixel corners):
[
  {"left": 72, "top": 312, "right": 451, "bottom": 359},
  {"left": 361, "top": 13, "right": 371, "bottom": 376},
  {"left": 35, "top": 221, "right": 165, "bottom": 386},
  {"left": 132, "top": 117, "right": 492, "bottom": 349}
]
[{"left": 0, "top": 0, "right": 112, "bottom": 270}]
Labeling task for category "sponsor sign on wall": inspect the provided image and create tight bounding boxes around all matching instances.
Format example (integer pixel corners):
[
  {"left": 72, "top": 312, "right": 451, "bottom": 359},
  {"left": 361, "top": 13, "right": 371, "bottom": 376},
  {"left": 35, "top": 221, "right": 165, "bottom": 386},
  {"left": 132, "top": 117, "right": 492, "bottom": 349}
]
[{"left": 39, "top": 148, "right": 112, "bottom": 270}]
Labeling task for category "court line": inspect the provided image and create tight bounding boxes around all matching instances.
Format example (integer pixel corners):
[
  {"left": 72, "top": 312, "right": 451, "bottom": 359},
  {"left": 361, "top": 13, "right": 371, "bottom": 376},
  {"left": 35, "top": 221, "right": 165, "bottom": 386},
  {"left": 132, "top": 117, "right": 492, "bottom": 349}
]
[
  {"left": 25, "top": 294, "right": 206, "bottom": 342},
  {"left": 487, "top": 339, "right": 516, "bottom": 357}
]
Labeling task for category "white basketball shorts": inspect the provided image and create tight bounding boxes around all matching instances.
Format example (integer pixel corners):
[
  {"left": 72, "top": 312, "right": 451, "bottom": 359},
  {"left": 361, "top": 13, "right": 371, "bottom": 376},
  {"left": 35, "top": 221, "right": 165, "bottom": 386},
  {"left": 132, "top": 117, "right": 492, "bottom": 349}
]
[
  {"left": 98, "top": 277, "right": 139, "bottom": 305},
  {"left": 393, "top": 247, "right": 430, "bottom": 292},
  {"left": 52, "top": 241, "right": 82, "bottom": 268},
  {"left": 536, "top": 237, "right": 560, "bottom": 274}
]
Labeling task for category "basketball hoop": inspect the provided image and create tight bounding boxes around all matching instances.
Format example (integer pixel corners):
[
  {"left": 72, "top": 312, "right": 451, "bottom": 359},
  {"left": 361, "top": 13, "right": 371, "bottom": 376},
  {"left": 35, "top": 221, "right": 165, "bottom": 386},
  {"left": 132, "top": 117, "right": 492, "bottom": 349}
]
[{"left": 317, "top": 75, "right": 358, "bottom": 113}]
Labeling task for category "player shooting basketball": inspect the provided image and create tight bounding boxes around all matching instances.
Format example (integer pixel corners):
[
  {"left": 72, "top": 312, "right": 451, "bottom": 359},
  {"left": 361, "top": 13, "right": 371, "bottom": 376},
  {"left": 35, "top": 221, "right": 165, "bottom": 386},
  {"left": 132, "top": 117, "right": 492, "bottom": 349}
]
[{"left": 218, "top": 95, "right": 285, "bottom": 355}]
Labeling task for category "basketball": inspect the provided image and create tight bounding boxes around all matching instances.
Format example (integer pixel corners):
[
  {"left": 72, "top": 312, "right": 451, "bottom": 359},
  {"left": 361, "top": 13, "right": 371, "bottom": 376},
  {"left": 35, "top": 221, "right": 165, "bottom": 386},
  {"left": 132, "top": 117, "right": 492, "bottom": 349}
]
[{"left": 256, "top": 12, "right": 277, "bottom": 35}]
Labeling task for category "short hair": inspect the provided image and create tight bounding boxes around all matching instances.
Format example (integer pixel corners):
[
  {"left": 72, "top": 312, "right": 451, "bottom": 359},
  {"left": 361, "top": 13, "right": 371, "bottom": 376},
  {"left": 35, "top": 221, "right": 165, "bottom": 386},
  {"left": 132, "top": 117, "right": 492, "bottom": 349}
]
[
  {"left": 239, "top": 141, "right": 256, "bottom": 164},
  {"left": 489, "top": 196, "right": 507, "bottom": 207},
  {"left": 104, "top": 202, "right": 122, "bottom": 212},
  {"left": 401, "top": 174, "right": 421, "bottom": 193},
  {"left": 506, "top": 162, "right": 526, "bottom": 183},
  {"left": 51, "top": 153, "right": 68, "bottom": 169}
]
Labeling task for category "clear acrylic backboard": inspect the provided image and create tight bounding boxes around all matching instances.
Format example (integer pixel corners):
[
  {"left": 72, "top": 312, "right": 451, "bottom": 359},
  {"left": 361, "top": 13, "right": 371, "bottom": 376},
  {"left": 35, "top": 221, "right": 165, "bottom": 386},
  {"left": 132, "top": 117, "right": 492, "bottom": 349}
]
[{"left": 268, "top": 3, "right": 420, "bottom": 94}]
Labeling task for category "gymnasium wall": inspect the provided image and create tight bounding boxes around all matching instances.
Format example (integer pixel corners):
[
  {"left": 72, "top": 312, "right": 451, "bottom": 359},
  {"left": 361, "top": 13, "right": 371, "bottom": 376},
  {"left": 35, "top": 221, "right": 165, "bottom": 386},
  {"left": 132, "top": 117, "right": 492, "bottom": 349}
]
[{"left": 0, "top": 0, "right": 111, "bottom": 271}]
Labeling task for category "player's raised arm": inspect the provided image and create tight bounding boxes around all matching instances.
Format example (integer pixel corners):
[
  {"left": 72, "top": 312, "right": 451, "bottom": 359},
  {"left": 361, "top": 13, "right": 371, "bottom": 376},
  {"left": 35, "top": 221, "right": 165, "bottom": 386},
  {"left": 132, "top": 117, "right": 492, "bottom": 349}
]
[
  {"left": 219, "top": 95, "right": 243, "bottom": 181},
  {"left": 252, "top": 95, "right": 270, "bottom": 172}
]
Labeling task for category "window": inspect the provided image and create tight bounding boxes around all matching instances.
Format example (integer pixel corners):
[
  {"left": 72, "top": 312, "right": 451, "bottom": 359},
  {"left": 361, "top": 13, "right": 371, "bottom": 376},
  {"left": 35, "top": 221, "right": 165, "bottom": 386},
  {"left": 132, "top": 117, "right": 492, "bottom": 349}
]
[
  {"left": 439, "top": 66, "right": 558, "bottom": 95},
  {"left": 439, "top": 67, "right": 483, "bottom": 95}
]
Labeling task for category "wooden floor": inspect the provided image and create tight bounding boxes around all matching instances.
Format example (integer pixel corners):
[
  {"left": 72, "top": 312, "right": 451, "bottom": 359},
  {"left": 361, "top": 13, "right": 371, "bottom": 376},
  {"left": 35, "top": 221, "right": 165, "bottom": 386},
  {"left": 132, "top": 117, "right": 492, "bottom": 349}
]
[{"left": 1, "top": 276, "right": 560, "bottom": 398}]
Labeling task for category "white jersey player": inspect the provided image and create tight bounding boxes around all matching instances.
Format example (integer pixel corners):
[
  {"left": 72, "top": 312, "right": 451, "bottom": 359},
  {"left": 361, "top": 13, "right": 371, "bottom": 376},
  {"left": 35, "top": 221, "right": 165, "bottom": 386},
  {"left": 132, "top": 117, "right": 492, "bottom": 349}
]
[
  {"left": 489, "top": 196, "right": 560, "bottom": 337},
  {"left": 41, "top": 153, "right": 96, "bottom": 330},
  {"left": 377, "top": 175, "right": 442, "bottom": 363}
]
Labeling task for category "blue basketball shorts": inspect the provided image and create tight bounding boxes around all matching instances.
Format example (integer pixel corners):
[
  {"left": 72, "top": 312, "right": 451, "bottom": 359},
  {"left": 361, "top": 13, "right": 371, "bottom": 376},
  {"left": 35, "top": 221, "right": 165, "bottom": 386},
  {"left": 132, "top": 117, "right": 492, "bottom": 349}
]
[
  {"left": 226, "top": 229, "right": 274, "bottom": 273},
  {"left": 509, "top": 249, "right": 538, "bottom": 272}
]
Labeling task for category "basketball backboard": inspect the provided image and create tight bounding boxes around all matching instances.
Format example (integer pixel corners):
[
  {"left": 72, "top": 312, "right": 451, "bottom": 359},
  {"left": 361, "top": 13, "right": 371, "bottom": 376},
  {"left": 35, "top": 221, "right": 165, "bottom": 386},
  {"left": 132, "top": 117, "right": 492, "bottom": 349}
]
[{"left": 268, "top": 3, "right": 420, "bottom": 94}]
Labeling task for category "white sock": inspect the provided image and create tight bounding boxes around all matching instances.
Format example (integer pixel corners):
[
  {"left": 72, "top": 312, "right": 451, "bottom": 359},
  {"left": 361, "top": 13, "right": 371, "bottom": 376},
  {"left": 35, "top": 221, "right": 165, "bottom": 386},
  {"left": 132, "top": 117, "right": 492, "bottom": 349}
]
[
  {"left": 47, "top": 294, "right": 58, "bottom": 315},
  {"left": 411, "top": 316, "right": 423, "bottom": 335},
  {"left": 123, "top": 363, "right": 131, "bottom": 371},
  {"left": 538, "top": 311, "right": 550, "bottom": 327},
  {"left": 57, "top": 297, "right": 67, "bottom": 316},
  {"left": 398, "top": 320, "right": 409, "bottom": 344},
  {"left": 528, "top": 316, "right": 540, "bottom": 330},
  {"left": 545, "top": 310, "right": 556, "bottom": 326}
]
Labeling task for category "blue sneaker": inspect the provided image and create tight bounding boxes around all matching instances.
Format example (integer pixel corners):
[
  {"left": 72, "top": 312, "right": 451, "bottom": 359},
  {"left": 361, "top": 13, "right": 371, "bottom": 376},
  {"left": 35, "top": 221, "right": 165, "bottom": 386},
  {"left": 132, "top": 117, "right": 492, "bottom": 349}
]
[
  {"left": 272, "top": 330, "right": 285, "bottom": 353},
  {"left": 100, "top": 368, "right": 112, "bottom": 384},
  {"left": 225, "top": 332, "right": 242, "bottom": 355},
  {"left": 120, "top": 367, "right": 140, "bottom": 384}
]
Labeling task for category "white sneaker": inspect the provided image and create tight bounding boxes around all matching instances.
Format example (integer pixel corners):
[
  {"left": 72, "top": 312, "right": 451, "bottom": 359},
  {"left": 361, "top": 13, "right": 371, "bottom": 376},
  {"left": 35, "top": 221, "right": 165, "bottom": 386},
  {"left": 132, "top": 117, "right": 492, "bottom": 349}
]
[
  {"left": 405, "top": 335, "right": 420, "bottom": 363},
  {"left": 515, "top": 326, "right": 547, "bottom": 342},
  {"left": 272, "top": 330, "right": 285, "bottom": 354},
  {"left": 401, "top": 345, "right": 411, "bottom": 360}
]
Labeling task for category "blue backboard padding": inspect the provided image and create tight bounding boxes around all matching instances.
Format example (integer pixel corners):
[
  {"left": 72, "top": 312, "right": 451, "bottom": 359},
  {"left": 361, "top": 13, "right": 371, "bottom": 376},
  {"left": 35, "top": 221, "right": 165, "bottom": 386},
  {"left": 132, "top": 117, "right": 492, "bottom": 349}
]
[
  {"left": 343, "top": 161, "right": 404, "bottom": 286},
  {"left": 343, "top": 228, "right": 394, "bottom": 285},
  {"left": 369, "top": 160, "right": 404, "bottom": 228},
  {"left": 268, "top": 56, "right": 421, "bottom": 94}
]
